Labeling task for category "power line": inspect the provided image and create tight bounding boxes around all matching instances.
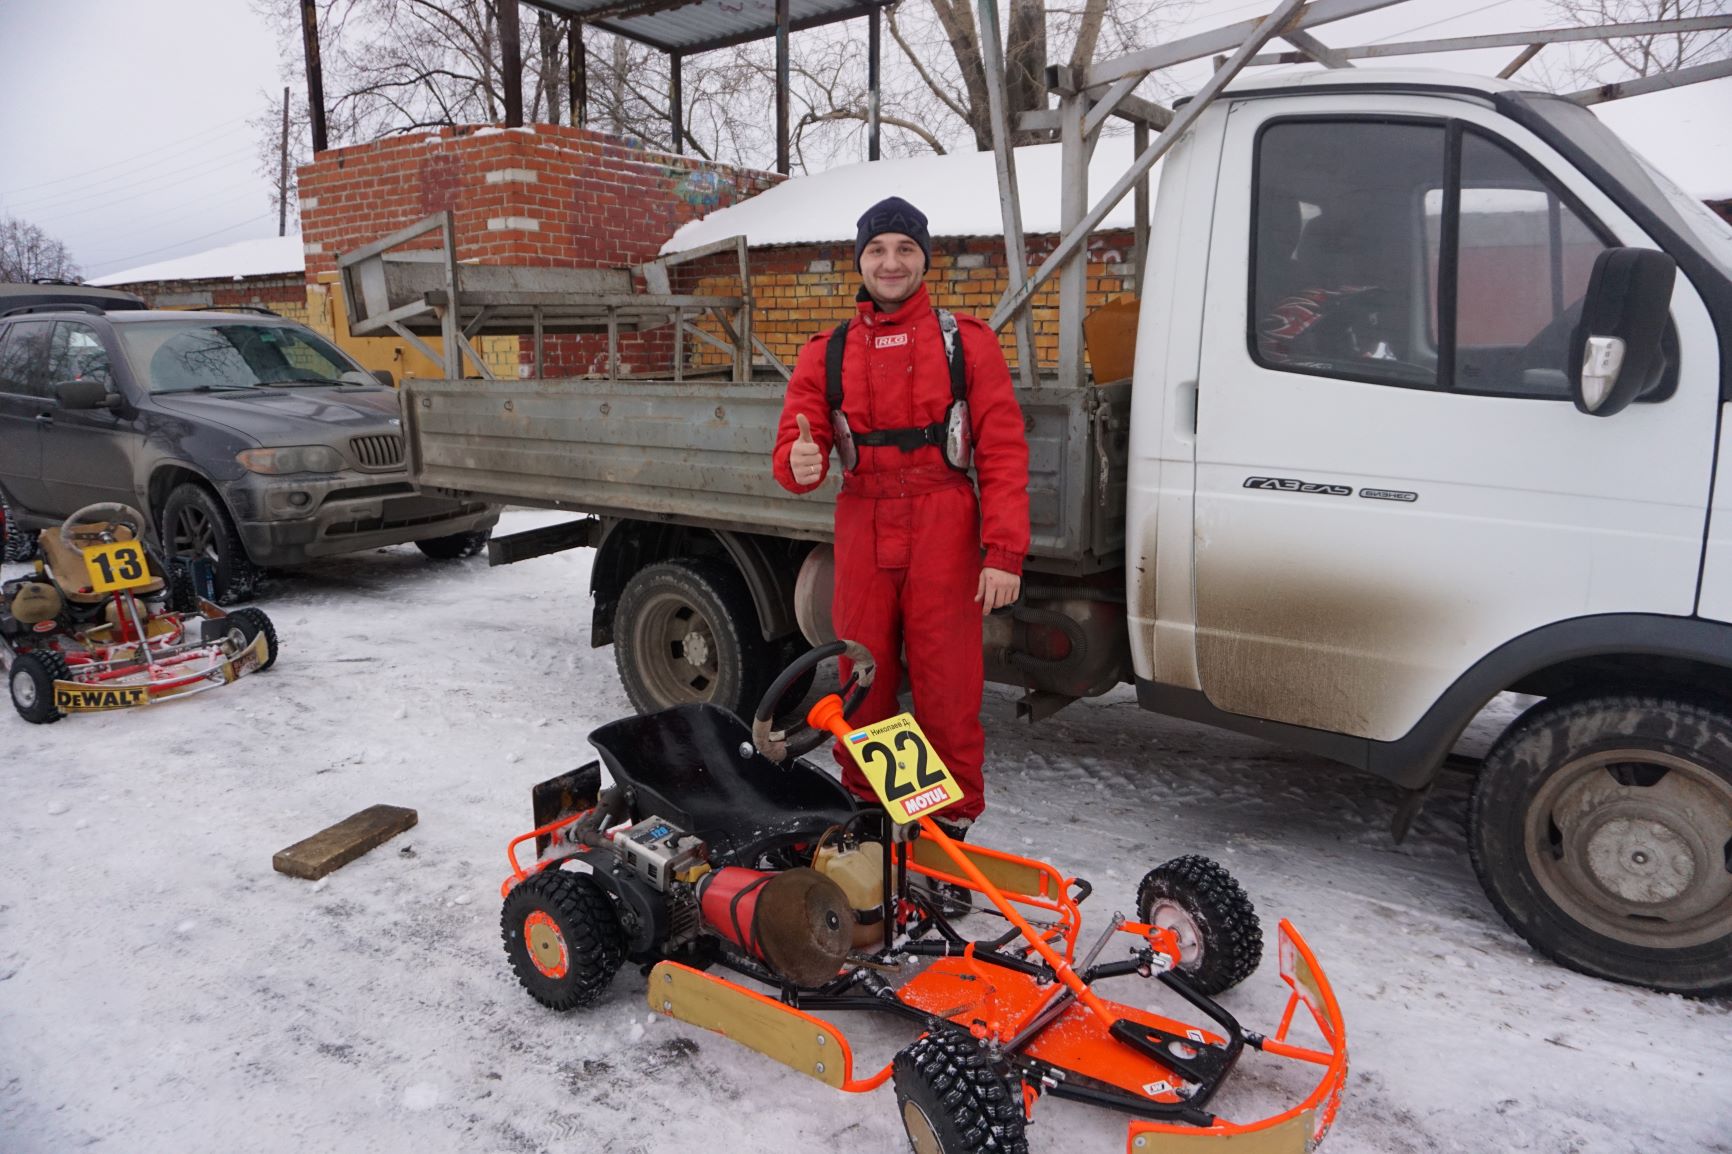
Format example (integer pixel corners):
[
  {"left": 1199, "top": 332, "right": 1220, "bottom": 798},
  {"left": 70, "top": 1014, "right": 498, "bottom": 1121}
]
[
  {"left": 0, "top": 118, "right": 253, "bottom": 197},
  {"left": 86, "top": 212, "right": 278, "bottom": 274},
  {"left": 8, "top": 147, "right": 262, "bottom": 220}
]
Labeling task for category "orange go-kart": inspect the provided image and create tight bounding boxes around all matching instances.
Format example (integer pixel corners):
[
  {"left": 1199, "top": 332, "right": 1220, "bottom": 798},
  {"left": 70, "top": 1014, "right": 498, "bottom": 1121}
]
[
  {"left": 0, "top": 503, "right": 276, "bottom": 724},
  {"left": 500, "top": 641, "right": 1347, "bottom": 1154}
]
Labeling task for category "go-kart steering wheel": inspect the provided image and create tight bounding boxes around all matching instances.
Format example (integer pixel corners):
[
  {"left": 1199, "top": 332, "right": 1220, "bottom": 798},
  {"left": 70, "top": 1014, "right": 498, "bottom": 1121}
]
[
  {"left": 750, "top": 638, "right": 876, "bottom": 763},
  {"left": 61, "top": 503, "right": 149, "bottom": 549}
]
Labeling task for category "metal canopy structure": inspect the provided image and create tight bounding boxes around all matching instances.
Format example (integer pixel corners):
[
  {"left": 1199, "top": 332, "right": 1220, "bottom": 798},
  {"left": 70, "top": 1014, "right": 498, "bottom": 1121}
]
[
  {"left": 522, "top": 0, "right": 898, "bottom": 173},
  {"left": 976, "top": 0, "right": 1732, "bottom": 391}
]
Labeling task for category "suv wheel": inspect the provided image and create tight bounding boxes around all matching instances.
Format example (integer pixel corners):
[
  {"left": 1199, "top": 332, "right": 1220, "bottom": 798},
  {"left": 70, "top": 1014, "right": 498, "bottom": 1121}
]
[
  {"left": 1, "top": 491, "right": 37, "bottom": 563},
  {"left": 160, "top": 484, "right": 258, "bottom": 604}
]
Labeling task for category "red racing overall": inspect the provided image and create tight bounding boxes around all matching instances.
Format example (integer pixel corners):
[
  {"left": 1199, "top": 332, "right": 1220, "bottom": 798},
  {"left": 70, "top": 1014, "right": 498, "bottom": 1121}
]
[{"left": 773, "top": 283, "right": 1030, "bottom": 819}]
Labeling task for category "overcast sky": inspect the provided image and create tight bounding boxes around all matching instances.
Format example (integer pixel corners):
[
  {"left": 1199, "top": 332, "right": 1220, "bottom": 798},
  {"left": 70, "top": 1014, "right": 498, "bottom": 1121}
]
[{"left": 0, "top": 0, "right": 1696, "bottom": 281}]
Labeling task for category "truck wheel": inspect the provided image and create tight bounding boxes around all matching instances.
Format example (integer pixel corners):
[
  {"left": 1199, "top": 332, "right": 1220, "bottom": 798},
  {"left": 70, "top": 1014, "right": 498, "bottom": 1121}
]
[
  {"left": 415, "top": 529, "right": 489, "bottom": 560},
  {"left": 501, "top": 869, "right": 625, "bottom": 1011},
  {"left": 613, "top": 558, "right": 766, "bottom": 718},
  {"left": 1136, "top": 855, "right": 1263, "bottom": 995},
  {"left": 1, "top": 492, "right": 36, "bottom": 563},
  {"left": 161, "top": 484, "right": 257, "bottom": 604},
  {"left": 10, "top": 649, "right": 69, "bottom": 724},
  {"left": 892, "top": 1031, "right": 1030, "bottom": 1154},
  {"left": 1469, "top": 693, "right": 1732, "bottom": 995}
]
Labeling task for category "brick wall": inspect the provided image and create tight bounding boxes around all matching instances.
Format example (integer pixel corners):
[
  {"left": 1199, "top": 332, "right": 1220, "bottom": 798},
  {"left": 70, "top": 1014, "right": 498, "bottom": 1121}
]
[
  {"left": 296, "top": 124, "right": 781, "bottom": 377},
  {"left": 109, "top": 274, "right": 311, "bottom": 326},
  {"left": 677, "top": 230, "right": 1140, "bottom": 373}
]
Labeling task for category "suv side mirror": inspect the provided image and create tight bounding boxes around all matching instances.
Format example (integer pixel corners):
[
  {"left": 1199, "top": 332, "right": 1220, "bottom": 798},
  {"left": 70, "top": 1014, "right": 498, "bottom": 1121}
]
[
  {"left": 371, "top": 368, "right": 396, "bottom": 388},
  {"left": 55, "top": 378, "right": 117, "bottom": 410},
  {"left": 1568, "top": 247, "right": 1675, "bottom": 417}
]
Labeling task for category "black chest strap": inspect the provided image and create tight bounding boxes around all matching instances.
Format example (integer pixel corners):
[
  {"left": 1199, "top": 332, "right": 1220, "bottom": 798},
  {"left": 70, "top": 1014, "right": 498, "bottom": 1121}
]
[{"left": 825, "top": 309, "right": 967, "bottom": 454}]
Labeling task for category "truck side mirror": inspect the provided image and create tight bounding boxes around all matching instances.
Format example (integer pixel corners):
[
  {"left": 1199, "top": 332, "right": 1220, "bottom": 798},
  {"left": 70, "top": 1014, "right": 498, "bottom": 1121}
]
[
  {"left": 1568, "top": 247, "right": 1675, "bottom": 417},
  {"left": 55, "top": 378, "right": 117, "bottom": 410},
  {"left": 371, "top": 369, "right": 396, "bottom": 388}
]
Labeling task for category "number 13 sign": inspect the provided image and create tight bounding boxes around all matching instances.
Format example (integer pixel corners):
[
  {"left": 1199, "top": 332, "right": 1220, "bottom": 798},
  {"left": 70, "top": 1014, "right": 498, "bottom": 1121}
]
[{"left": 844, "top": 713, "right": 964, "bottom": 824}]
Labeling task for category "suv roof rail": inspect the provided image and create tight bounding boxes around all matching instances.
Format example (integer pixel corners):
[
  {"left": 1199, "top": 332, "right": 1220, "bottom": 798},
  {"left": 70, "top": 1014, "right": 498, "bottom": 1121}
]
[
  {"left": 0, "top": 302, "right": 109, "bottom": 319},
  {"left": 198, "top": 304, "right": 283, "bottom": 317}
]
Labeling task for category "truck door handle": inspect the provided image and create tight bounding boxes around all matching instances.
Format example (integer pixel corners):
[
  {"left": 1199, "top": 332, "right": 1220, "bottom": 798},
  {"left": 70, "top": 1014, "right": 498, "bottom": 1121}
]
[{"left": 34, "top": 412, "right": 53, "bottom": 426}]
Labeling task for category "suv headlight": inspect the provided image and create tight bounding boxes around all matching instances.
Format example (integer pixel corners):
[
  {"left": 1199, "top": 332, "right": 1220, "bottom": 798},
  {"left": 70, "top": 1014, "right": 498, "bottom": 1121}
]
[{"left": 236, "top": 445, "right": 345, "bottom": 474}]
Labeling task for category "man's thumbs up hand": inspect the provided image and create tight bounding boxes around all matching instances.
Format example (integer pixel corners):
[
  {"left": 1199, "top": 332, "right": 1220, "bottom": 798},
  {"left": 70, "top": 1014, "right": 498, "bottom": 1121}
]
[{"left": 790, "top": 412, "right": 825, "bottom": 486}]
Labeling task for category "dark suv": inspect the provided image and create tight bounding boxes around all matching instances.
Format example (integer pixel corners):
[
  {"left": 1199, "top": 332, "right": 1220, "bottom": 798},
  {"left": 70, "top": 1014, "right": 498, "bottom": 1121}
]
[{"left": 0, "top": 303, "right": 497, "bottom": 599}]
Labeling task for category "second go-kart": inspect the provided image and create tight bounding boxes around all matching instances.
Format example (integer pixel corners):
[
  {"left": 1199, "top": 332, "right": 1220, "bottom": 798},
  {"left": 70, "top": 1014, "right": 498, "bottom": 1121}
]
[
  {"left": 499, "top": 640, "right": 1348, "bottom": 1153},
  {"left": 0, "top": 503, "right": 277, "bottom": 724}
]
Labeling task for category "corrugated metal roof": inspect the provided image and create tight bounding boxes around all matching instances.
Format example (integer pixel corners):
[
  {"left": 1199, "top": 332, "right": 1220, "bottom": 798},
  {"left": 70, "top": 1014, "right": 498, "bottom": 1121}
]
[{"left": 525, "top": 0, "right": 887, "bottom": 54}]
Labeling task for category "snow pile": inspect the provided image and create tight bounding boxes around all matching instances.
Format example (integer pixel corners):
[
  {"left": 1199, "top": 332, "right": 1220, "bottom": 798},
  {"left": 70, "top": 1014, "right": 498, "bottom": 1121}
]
[{"left": 87, "top": 233, "right": 306, "bottom": 287}]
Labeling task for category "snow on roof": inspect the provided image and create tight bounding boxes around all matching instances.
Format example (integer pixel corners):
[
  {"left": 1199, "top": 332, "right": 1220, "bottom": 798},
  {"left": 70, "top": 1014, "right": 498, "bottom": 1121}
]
[
  {"left": 663, "top": 134, "right": 1145, "bottom": 254},
  {"left": 665, "top": 73, "right": 1731, "bottom": 254},
  {"left": 87, "top": 234, "right": 305, "bottom": 287}
]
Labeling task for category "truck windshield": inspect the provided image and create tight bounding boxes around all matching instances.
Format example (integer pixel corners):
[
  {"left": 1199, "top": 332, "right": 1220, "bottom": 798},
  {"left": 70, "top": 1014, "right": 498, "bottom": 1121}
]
[
  {"left": 1506, "top": 92, "right": 1731, "bottom": 280},
  {"left": 116, "top": 321, "right": 373, "bottom": 394}
]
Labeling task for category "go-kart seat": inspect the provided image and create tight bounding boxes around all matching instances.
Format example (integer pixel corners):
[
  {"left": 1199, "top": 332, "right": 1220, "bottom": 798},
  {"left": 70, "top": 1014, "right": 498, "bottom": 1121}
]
[
  {"left": 37, "top": 524, "right": 165, "bottom": 604},
  {"left": 589, "top": 703, "right": 859, "bottom": 865}
]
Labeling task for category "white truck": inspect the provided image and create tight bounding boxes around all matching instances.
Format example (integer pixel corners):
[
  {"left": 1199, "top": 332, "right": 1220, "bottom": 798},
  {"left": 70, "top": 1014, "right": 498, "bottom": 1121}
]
[{"left": 390, "top": 55, "right": 1732, "bottom": 997}]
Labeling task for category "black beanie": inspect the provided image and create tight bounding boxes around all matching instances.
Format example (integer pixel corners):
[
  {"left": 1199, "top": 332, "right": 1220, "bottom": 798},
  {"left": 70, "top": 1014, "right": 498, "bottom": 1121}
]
[{"left": 854, "top": 196, "right": 931, "bottom": 271}]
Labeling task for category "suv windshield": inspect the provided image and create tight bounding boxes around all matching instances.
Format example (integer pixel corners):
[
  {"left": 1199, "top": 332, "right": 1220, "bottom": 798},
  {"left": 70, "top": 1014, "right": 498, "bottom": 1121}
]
[{"left": 116, "top": 321, "right": 373, "bottom": 394}]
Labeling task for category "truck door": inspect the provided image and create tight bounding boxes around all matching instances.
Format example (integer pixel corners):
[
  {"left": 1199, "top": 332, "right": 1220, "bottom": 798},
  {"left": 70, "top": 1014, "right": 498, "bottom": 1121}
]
[
  {"left": 0, "top": 320, "right": 54, "bottom": 513},
  {"left": 37, "top": 321, "right": 138, "bottom": 517},
  {"left": 1190, "top": 95, "right": 1721, "bottom": 741}
]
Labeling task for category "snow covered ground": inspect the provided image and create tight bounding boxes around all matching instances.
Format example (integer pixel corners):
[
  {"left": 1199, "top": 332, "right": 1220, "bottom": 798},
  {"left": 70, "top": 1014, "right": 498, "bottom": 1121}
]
[{"left": 2, "top": 509, "right": 1728, "bottom": 1154}]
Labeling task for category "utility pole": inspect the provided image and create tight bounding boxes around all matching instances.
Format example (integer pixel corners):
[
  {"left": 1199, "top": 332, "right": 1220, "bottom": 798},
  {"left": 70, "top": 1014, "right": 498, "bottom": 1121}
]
[
  {"left": 300, "top": 0, "right": 328, "bottom": 153},
  {"left": 498, "top": 0, "right": 524, "bottom": 127},
  {"left": 277, "top": 86, "right": 291, "bottom": 237}
]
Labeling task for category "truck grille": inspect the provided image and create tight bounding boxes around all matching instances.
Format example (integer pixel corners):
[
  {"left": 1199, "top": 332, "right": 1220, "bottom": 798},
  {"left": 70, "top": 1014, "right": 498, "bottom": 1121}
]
[{"left": 350, "top": 434, "right": 404, "bottom": 470}]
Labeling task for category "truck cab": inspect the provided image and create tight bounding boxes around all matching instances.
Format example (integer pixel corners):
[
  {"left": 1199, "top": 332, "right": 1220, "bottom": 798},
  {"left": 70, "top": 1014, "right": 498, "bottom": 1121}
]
[{"left": 1130, "top": 71, "right": 1732, "bottom": 994}]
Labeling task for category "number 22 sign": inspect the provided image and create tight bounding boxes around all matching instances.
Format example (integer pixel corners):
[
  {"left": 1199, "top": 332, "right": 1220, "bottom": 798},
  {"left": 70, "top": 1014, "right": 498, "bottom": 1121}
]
[{"left": 844, "top": 713, "right": 964, "bottom": 824}]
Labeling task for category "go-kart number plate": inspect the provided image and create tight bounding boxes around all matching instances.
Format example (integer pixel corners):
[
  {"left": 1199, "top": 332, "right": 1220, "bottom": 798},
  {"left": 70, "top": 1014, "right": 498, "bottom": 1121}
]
[
  {"left": 82, "top": 541, "right": 152, "bottom": 593},
  {"left": 844, "top": 713, "right": 963, "bottom": 824}
]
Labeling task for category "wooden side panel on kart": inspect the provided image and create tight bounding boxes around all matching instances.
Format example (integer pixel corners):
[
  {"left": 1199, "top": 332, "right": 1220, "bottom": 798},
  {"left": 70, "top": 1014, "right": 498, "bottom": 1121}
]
[
  {"left": 647, "top": 961, "right": 852, "bottom": 1090},
  {"left": 909, "top": 836, "right": 1050, "bottom": 898}
]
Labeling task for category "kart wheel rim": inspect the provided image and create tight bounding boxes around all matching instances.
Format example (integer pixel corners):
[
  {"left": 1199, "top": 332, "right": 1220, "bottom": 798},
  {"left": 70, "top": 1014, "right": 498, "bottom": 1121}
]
[
  {"left": 12, "top": 667, "right": 38, "bottom": 709},
  {"left": 1149, "top": 900, "right": 1205, "bottom": 969},
  {"left": 524, "top": 911, "right": 570, "bottom": 979},
  {"left": 1525, "top": 747, "right": 1732, "bottom": 949},
  {"left": 632, "top": 589, "right": 722, "bottom": 706},
  {"left": 901, "top": 1100, "right": 943, "bottom": 1154}
]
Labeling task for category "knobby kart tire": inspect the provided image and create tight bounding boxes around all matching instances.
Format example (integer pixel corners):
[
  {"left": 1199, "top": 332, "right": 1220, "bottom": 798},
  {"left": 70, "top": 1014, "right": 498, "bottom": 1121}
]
[
  {"left": 160, "top": 483, "right": 257, "bottom": 604},
  {"left": 0, "top": 491, "right": 36, "bottom": 563},
  {"left": 1469, "top": 693, "right": 1732, "bottom": 996},
  {"left": 166, "top": 557, "right": 200, "bottom": 615},
  {"left": 613, "top": 558, "right": 767, "bottom": 718},
  {"left": 414, "top": 529, "right": 490, "bottom": 561},
  {"left": 9, "top": 648, "right": 70, "bottom": 724},
  {"left": 891, "top": 1031, "right": 1030, "bottom": 1154},
  {"left": 501, "top": 869, "right": 625, "bottom": 1011},
  {"left": 1136, "top": 855, "right": 1263, "bottom": 996},
  {"left": 225, "top": 607, "right": 279, "bottom": 672}
]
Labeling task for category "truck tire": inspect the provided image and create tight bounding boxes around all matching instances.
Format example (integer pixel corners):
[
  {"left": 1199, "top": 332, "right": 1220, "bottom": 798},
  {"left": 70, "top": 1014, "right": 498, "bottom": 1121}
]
[
  {"left": 613, "top": 558, "right": 767, "bottom": 718},
  {"left": 1469, "top": 693, "right": 1732, "bottom": 996},
  {"left": 161, "top": 484, "right": 257, "bottom": 604},
  {"left": 1, "top": 491, "right": 36, "bottom": 563}
]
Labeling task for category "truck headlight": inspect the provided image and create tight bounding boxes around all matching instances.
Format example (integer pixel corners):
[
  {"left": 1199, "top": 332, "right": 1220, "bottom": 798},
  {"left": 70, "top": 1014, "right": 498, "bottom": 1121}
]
[{"left": 236, "top": 445, "right": 345, "bottom": 474}]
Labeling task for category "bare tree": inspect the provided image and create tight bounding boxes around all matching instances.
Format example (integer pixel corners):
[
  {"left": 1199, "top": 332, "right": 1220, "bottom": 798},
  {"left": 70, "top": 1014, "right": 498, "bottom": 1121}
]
[
  {"left": 0, "top": 217, "right": 81, "bottom": 283},
  {"left": 1547, "top": 0, "right": 1732, "bottom": 85}
]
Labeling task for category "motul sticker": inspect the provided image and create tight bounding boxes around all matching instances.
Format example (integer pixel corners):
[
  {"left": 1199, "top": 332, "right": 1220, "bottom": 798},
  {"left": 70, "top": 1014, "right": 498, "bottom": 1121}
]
[{"left": 874, "top": 332, "right": 908, "bottom": 349}]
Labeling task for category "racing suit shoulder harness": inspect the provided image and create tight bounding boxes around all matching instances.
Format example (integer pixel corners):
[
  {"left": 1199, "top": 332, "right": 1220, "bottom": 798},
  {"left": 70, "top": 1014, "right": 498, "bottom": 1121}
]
[{"left": 825, "top": 308, "right": 972, "bottom": 475}]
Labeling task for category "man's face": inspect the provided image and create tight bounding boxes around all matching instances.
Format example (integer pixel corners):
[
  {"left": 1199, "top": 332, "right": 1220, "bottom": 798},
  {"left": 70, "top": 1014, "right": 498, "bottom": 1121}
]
[{"left": 859, "top": 232, "right": 926, "bottom": 308}]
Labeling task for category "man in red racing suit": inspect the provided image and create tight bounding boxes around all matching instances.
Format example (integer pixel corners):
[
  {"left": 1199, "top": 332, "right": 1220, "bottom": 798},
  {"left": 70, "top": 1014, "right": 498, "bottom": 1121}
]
[{"left": 772, "top": 196, "right": 1030, "bottom": 830}]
